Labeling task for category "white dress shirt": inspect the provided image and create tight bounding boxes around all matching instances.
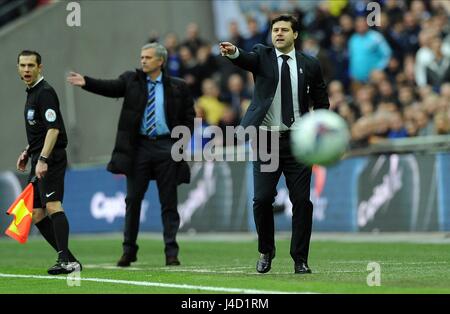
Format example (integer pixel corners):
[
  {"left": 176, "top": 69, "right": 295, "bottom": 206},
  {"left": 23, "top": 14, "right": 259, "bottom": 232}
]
[{"left": 227, "top": 47, "right": 300, "bottom": 131}]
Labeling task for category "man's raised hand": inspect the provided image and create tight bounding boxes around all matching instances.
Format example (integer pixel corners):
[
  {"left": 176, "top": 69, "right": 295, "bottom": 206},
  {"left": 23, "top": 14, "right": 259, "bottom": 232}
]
[
  {"left": 67, "top": 72, "right": 86, "bottom": 87},
  {"left": 219, "top": 42, "right": 237, "bottom": 56}
]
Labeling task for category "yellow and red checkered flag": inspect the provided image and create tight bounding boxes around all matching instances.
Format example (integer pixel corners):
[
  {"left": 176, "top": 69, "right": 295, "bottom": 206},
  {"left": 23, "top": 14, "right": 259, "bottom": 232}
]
[{"left": 5, "top": 182, "right": 34, "bottom": 243}]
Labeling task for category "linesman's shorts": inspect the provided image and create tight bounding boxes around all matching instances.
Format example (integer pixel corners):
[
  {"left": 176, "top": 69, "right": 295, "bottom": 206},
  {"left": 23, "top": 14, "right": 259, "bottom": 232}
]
[{"left": 28, "top": 148, "right": 67, "bottom": 209}]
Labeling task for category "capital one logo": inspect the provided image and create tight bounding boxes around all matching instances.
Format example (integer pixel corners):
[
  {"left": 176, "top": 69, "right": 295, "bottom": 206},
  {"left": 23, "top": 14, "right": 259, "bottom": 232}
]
[{"left": 90, "top": 192, "right": 148, "bottom": 223}]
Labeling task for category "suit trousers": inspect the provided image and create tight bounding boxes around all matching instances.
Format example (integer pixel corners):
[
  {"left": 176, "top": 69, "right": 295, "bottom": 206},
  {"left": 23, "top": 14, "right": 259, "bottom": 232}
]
[
  {"left": 123, "top": 136, "right": 180, "bottom": 258},
  {"left": 252, "top": 130, "right": 313, "bottom": 263}
]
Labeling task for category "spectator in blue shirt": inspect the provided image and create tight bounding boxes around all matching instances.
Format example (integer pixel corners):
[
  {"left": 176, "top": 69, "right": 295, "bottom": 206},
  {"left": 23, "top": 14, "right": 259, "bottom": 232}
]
[
  {"left": 349, "top": 16, "right": 392, "bottom": 83},
  {"left": 388, "top": 111, "right": 409, "bottom": 139}
]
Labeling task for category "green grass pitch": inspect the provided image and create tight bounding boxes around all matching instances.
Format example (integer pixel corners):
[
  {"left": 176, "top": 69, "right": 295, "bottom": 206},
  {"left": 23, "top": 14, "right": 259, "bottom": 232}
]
[{"left": 0, "top": 233, "right": 449, "bottom": 294}]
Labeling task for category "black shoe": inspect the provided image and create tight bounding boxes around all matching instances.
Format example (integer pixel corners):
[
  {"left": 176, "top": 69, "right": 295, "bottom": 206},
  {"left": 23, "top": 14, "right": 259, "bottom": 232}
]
[
  {"left": 117, "top": 253, "right": 137, "bottom": 267},
  {"left": 47, "top": 260, "right": 81, "bottom": 275},
  {"left": 256, "top": 250, "right": 275, "bottom": 274},
  {"left": 166, "top": 256, "right": 180, "bottom": 266},
  {"left": 294, "top": 262, "right": 312, "bottom": 274}
]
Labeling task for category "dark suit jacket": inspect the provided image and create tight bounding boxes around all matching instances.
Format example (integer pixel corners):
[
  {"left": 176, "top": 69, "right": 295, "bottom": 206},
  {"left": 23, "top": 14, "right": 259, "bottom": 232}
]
[
  {"left": 82, "top": 69, "right": 195, "bottom": 184},
  {"left": 229, "top": 44, "right": 330, "bottom": 128}
]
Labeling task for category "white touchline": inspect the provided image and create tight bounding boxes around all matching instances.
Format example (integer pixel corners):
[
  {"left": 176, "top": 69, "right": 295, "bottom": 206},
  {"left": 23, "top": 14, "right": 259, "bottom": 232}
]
[
  {"left": 0, "top": 273, "right": 316, "bottom": 294},
  {"left": 82, "top": 264, "right": 361, "bottom": 275}
]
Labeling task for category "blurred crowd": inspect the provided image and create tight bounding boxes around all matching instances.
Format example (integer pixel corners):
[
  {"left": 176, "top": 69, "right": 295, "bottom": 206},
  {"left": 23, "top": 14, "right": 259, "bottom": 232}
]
[
  {"left": 149, "top": 0, "right": 450, "bottom": 149},
  {"left": 3, "top": 0, "right": 450, "bottom": 149}
]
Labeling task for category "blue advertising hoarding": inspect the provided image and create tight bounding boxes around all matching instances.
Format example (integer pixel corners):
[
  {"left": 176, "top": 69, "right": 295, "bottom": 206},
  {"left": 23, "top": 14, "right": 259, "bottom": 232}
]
[
  {"left": 436, "top": 153, "right": 450, "bottom": 231},
  {"left": 64, "top": 167, "right": 162, "bottom": 233},
  {"left": 246, "top": 158, "right": 366, "bottom": 232},
  {"left": 1, "top": 152, "right": 450, "bottom": 235}
]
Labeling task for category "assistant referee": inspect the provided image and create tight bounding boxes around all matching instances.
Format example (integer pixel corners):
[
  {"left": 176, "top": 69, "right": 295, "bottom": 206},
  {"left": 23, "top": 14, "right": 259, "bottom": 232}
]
[{"left": 16, "top": 50, "right": 81, "bottom": 275}]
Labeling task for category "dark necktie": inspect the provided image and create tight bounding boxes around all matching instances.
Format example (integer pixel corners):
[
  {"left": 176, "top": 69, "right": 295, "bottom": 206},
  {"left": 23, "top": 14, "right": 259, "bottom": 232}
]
[
  {"left": 280, "top": 55, "right": 294, "bottom": 127},
  {"left": 143, "top": 81, "right": 157, "bottom": 136}
]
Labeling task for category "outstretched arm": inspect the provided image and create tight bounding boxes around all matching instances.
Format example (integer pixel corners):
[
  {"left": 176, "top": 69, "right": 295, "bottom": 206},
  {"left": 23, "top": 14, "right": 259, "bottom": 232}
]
[
  {"left": 67, "top": 72, "right": 86, "bottom": 87},
  {"left": 219, "top": 42, "right": 259, "bottom": 73},
  {"left": 67, "top": 71, "right": 126, "bottom": 98},
  {"left": 219, "top": 42, "right": 237, "bottom": 56}
]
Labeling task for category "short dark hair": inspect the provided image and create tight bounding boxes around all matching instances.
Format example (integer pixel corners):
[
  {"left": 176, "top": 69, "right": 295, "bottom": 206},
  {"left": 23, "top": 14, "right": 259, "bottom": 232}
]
[
  {"left": 271, "top": 14, "right": 299, "bottom": 33},
  {"left": 17, "top": 50, "right": 42, "bottom": 65}
]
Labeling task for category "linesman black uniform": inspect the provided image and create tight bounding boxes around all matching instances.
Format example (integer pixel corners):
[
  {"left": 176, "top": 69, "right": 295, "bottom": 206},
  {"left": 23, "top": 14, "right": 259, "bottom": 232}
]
[
  {"left": 22, "top": 77, "right": 81, "bottom": 274},
  {"left": 25, "top": 78, "right": 68, "bottom": 206}
]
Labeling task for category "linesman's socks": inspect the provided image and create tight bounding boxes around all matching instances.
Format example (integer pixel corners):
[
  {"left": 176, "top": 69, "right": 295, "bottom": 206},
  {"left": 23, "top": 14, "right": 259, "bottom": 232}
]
[{"left": 36, "top": 214, "right": 76, "bottom": 262}]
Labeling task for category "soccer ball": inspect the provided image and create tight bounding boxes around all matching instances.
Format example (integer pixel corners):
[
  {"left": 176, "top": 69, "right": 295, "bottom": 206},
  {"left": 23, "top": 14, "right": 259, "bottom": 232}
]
[{"left": 290, "top": 109, "right": 350, "bottom": 166}]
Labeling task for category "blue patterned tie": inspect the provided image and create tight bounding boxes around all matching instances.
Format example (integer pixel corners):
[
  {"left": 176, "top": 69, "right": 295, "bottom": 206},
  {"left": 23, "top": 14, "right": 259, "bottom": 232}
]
[{"left": 143, "top": 81, "right": 157, "bottom": 137}]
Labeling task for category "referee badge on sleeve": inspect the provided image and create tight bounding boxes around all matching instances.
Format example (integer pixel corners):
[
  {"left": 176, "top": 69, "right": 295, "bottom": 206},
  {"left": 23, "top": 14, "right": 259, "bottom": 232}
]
[{"left": 45, "top": 109, "right": 57, "bottom": 122}]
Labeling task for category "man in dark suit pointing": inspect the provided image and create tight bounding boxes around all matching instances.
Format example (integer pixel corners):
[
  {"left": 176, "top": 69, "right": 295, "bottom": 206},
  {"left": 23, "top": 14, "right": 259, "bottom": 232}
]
[
  {"left": 220, "top": 14, "right": 329, "bottom": 274},
  {"left": 67, "top": 43, "right": 195, "bottom": 267}
]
